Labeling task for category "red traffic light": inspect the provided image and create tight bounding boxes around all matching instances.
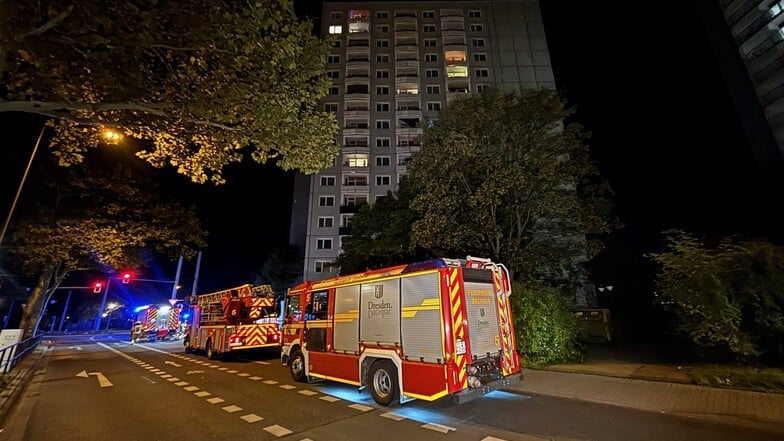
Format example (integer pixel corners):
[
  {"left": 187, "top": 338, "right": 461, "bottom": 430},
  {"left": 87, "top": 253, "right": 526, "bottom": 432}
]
[
  {"left": 122, "top": 272, "right": 132, "bottom": 284},
  {"left": 93, "top": 282, "right": 103, "bottom": 293}
]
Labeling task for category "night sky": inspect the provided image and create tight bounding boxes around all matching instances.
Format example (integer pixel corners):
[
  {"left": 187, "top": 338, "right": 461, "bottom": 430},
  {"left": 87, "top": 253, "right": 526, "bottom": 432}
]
[{"left": 2, "top": 1, "right": 783, "bottom": 316}]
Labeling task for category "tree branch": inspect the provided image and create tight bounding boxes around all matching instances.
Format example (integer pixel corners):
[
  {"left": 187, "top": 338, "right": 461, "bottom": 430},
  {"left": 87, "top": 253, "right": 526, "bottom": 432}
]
[{"left": 14, "top": 5, "right": 74, "bottom": 41}]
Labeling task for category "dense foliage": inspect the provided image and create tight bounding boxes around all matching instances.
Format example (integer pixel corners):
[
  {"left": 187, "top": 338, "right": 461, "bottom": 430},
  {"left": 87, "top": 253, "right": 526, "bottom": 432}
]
[
  {"left": 510, "top": 281, "right": 583, "bottom": 366},
  {"left": 337, "top": 89, "right": 617, "bottom": 305},
  {"left": 7, "top": 155, "right": 207, "bottom": 335},
  {"left": 334, "top": 181, "right": 433, "bottom": 274},
  {"left": 0, "top": 0, "right": 338, "bottom": 183},
  {"left": 649, "top": 230, "right": 784, "bottom": 363}
]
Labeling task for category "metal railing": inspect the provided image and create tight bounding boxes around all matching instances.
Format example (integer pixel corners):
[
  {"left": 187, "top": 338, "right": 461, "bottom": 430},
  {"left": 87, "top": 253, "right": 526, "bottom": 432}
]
[{"left": 0, "top": 334, "right": 42, "bottom": 374}]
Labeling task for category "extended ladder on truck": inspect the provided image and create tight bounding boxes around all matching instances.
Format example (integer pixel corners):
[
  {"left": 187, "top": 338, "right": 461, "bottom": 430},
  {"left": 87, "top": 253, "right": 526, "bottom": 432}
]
[{"left": 184, "top": 284, "right": 281, "bottom": 360}]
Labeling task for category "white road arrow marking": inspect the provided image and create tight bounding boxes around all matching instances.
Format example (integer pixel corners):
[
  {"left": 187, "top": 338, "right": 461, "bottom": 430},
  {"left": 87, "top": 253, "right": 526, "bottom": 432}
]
[
  {"left": 164, "top": 361, "right": 182, "bottom": 367},
  {"left": 76, "top": 370, "right": 113, "bottom": 388}
]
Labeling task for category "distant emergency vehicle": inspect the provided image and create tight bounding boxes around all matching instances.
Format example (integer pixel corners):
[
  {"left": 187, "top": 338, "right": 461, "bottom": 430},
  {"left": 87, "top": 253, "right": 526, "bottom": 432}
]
[{"left": 184, "top": 284, "right": 280, "bottom": 359}]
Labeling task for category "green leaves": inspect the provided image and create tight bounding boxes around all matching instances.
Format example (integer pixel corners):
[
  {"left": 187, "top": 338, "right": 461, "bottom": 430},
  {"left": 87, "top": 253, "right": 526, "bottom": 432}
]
[
  {"left": 1, "top": 0, "right": 338, "bottom": 183},
  {"left": 648, "top": 230, "right": 784, "bottom": 361}
]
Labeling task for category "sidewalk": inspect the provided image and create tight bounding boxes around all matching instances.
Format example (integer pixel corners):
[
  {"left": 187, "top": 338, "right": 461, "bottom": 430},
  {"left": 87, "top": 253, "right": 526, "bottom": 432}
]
[{"left": 508, "top": 346, "right": 784, "bottom": 434}]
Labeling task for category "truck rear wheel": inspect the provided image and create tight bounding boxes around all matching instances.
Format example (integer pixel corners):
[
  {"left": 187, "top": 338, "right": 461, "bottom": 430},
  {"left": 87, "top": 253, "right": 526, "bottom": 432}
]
[
  {"left": 368, "top": 360, "right": 398, "bottom": 406},
  {"left": 206, "top": 339, "right": 218, "bottom": 360},
  {"left": 289, "top": 349, "right": 306, "bottom": 382}
]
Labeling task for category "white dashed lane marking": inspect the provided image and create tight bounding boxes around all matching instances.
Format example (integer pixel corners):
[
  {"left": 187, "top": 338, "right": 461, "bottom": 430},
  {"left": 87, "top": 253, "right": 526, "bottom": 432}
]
[
  {"left": 319, "top": 396, "right": 341, "bottom": 403},
  {"left": 263, "top": 380, "right": 279, "bottom": 385},
  {"left": 184, "top": 386, "right": 199, "bottom": 392},
  {"left": 222, "top": 405, "right": 243, "bottom": 413},
  {"left": 348, "top": 404, "right": 373, "bottom": 412},
  {"left": 298, "top": 390, "right": 318, "bottom": 396},
  {"left": 279, "top": 384, "right": 296, "bottom": 390},
  {"left": 194, "top": 391, "right": 211, "bottom": 397},
  {"left": 422, "top": 423, "right": 456, "bottom": 434},
  {"left": 263, "top": 425, "right": 293, "bottom": 437},
  {"left": 249, "top": 376, "right": 262, "bottom": 381},
  {"left": 175, "top": 381, "right": 188, "bottom": 386},
  {"left": 241, "top": 414, "right": 264, "bottom": 423},
  {"left": 380, "top": 412, "right": 406, "bottom": 421},
  {"left": 206, "top": 397, "right": 225, "bottom": 404}
]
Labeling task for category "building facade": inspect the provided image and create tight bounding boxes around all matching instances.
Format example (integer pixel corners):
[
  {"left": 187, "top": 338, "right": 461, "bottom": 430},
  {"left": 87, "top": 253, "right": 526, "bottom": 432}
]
[
  {"left": 716, "top": 0, "right": 784, "bottom": 162},
  {"left": 290, "top": 0, "right": 555, "bottom": 281}
]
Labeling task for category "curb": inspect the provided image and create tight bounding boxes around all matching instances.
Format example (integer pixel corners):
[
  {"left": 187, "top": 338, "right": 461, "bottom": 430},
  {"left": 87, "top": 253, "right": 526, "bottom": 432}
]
[{"left": 0, "top": 344, "right": 51, "bottom": 428}]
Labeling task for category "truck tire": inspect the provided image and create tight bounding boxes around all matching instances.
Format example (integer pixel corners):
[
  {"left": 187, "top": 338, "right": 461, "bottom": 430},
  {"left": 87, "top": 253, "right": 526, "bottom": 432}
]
[
  {"left": 206, "top": 339, "right": 218, "bottom": 360},
  {"left": 368, "top": 360, "right": 398, "bottom": 406},
  {"left": 289, "top": 349, "right": 306, "bottom": 383}
]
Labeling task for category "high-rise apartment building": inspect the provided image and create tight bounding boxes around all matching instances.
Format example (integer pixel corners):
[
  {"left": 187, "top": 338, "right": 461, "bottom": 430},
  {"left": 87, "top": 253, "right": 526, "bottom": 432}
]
[
  {"left": 714, "top": 1, "right": 784, "bottom": 163},
  {"left": 290, "top": 0, "right": 554, "bottom": 281}
]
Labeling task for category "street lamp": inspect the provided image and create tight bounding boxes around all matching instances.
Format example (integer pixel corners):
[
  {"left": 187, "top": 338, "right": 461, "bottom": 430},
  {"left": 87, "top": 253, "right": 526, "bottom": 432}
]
[{"left": 0, "top": 126, "right": 46, "bottom": 248}]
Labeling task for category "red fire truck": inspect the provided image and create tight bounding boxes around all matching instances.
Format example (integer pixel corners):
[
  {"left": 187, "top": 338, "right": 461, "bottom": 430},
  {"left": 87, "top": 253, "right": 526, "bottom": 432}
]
[
  {"left": 184, "top": 284, "right": 280, "bottom": 359},
  {"left": 131, "top": 303, "right": 184, "bottom": 343},
  {"left": 280, "top": 256, "right": 522, "bottom": 406}
]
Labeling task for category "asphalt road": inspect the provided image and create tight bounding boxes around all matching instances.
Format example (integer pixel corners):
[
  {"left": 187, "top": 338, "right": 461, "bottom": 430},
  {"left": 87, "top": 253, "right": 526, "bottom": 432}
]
[{"left": 2, "top": 334, "right": 781, "bottom": 441}]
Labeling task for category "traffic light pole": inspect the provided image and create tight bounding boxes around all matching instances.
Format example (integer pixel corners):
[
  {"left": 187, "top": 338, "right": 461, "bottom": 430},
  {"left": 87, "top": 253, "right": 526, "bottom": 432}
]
[{"left": 94, "top": 278, "right": 111, "bottom": 332}]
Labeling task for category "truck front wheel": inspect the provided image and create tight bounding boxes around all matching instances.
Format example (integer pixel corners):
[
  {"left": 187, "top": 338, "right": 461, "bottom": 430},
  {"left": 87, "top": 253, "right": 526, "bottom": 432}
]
[
  {"left": 289, "top": 349, "right": 306, "bottom": 382},
  {"left": 369, "top": 360, "right": 398, "bottom": 406}
]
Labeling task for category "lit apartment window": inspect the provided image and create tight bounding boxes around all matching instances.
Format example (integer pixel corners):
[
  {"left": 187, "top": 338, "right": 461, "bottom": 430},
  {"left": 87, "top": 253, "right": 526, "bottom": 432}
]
[
  {"left": 472, "top": 38, "right": 485, "bottom": 47},
  {"left": 376, "top": 138, "right": 390, "bottom": 147},
  {"left": 320, "top": 176, "right": 336, "bottom": 186},
  {"left": 423, "top": 25, "right": 436, "bottom": 32},
  {"left": 445, "top": 50, "right": 466, "bottom": 62},
  {"left": 376, "top": 120, "right": 390, "bottom": 129},
  {"left": 329, "top": 86, "right": 339, "bottom": 95},
  {"left": 344, "top": 153, "right": 368, "bottom": 167},
  {"left": 423, "top": 11, "right": 436, "bottom": 19},
  {"left": 376, "top": 25, "right": 389, "bottom": 33},
  {"left": 318, "top": 217, "right": 334, "bottom": 228},
  {"left": 376, "top": 175, "right": 391, "bottom": 186},
  {"left": 424, "top": 39, "right": 437, "bottom": 47},
  {"left": 330, "top": 11, "right": 343, "bottom": 19},
  {"left": 376, "top": 39, "right": 389, "bottom": 48},
  {"left": 324, "top": 103, "right": 338, "bottom": 112},
  {"left": 376, "top": 70, "right": 390, "bottom": 78},
  {"left": 477, "top": 84, "right": 490, "bottom": 93},
  {"left": 425, "top": 53, "right": 438, "bottom": 62},
  {"left": 319, "top": 196, "right": 335, "bottom": 207},
  {"left": 376, "top": 156, "right": 391, "bottom": 166},
  {"left": 376, "top": 102, "right": 390, "bottom": 112},
  {"left": 427, "top": 102, "right": 442, "bottom": 111},
  {"left": 327, "top": 70, "right": 340, "bottom": 79},
  {"left": 475, "top": 68, "right": 489, "bottom": 77},
  {"left": 376, "top": 54, "right": 390, "bottom": 63},
  {"left": 376, "top": 86, "right": 390, "bottom": 95},
  {"left": 470, "top": 24, "right": 483, "bottom": 32},
  {"left": 468, "top": 10, "right": 482, "bottom": 18},
  {"left": 425, "top": 69, "right": 439, "bottom": 78},
  {"left": 376, "top": 11, "right": 389, "bottom": 19},
  {"left": 329, "top": 25, "right": 343, "bottom": 34},
  {"left": 426, "top": 85, "right": 441, "bottom": 94},
  {"left": 447, "top": 65, "right": 468, "bottom": 77},
  {"left": 473, "top": 53, "right": 487, "bottom": 61}
]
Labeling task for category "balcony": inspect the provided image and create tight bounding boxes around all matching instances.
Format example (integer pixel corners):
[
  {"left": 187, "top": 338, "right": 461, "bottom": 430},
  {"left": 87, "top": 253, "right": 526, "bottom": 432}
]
[
  {"left": 339, "top": 205, "right": 364, "bottom": 214},
  {"left": 395, "top": 59, "right": 420, "bottom": 68},
  {"left": 338, "top": 226, "right": 352, "bottom": 235},
  {"left": 345, "top": 59, "right": 370, "bottom": 70},
  {"left": 394, "top": 30, "right": 418, "bottom": 40}
]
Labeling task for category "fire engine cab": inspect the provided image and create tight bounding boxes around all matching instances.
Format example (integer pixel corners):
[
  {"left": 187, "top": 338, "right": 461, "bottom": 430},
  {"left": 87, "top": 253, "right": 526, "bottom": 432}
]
[
  {"left": 184, "top": 284, "right": 280, "bottom": 359},
  {"left": 281, "top": 256, "right": 522, "bottom": 406}
]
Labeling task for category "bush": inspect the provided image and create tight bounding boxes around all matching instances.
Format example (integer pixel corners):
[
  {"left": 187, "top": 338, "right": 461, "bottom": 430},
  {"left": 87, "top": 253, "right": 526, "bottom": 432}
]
[{"left": 511, "top": 281, "right": 583, "bottom": 367}]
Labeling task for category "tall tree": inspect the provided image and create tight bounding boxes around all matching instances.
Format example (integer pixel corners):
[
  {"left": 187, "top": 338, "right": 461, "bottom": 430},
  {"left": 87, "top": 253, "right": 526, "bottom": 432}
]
[
  {"left": 334, "top": 183, "right": 433, "bottom": 275},
  {"left": 0, "top": 0, "right": 338, "bottom": 183},
  {"left": 405, "top": 89, "right": 616, "bottom": 299},
  {"left": 7, "top": 155, "right": 207, "bottom": 335}
]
